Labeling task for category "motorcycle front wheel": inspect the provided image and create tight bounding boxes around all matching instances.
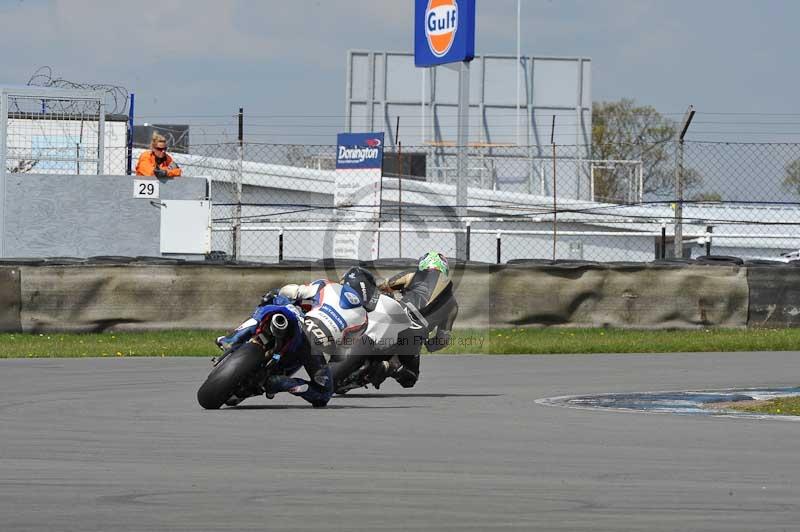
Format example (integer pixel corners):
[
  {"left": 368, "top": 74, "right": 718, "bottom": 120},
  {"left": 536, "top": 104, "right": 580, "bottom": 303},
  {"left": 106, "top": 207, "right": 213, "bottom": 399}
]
[{"left": 197, "top": 342, "right": 266, "bottom": 409}]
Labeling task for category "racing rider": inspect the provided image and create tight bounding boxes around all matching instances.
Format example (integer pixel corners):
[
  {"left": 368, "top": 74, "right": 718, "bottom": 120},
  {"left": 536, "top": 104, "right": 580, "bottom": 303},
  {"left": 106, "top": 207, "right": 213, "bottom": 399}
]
[
  {"left": 372, "top": 251, "right": 459, "bottom": 388},
  {"left": 217, "top": 267, "right": 377, "bottom": 407}
]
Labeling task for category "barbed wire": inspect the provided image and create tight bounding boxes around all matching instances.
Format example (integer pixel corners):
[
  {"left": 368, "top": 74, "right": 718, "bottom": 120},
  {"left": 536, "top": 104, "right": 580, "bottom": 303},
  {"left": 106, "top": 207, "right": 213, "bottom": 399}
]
[{"left": 26, "top": 66, "right": 130, "bottom": 115}]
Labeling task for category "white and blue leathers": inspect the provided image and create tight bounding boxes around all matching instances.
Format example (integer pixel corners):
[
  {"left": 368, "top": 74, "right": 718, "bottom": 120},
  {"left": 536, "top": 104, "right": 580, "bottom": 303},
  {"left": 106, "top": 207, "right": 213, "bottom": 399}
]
[{"left": 279, "top": 279, "right": 368, "bottom": 352}]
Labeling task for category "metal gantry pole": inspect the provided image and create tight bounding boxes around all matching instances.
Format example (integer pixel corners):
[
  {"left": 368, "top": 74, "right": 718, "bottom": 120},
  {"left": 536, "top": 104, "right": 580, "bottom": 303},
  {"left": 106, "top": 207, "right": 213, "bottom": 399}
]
[
  {"left": 455, "top": 60, "right": 470, "bottom": 261},
  {"left": 515, "top": 0, "right": 521, "bottom": 146},
  {"left": 421, "top": 68, "right": 426, "bottom": 144},
  {"left": 551, "top": 115, "right": 557, "bottom": 260}
]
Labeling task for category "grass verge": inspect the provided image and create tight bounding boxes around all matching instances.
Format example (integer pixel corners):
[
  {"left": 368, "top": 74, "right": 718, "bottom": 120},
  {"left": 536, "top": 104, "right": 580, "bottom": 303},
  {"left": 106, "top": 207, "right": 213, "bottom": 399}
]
[
  {"left": 724, "top": 396, "right": 800, "bottom": 416},
  {"left": 1, "top": 327, "right": 800, "bottom": 358},
  {"left": 0, "top": 330, "right": 221, "bottom": 358},
  {"left": 443, "top": 328, "right": 800, "bottom": 355}
]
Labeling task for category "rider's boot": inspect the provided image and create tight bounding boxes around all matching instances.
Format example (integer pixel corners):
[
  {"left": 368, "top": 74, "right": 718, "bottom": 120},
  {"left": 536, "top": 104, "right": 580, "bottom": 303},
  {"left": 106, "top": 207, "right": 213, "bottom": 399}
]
[
  {"left": 393, "top": 366, "right": 419, "bottom": 388},
  {"left": 265, "top": 375, "right": 301, "bottom": 395},
  {"left": 392, "top": 354, "right": 420, "bottom": 388},
  {"left": 367, "top": 361, "right": 389, "bottom": 389},
  {"left": 265, "top": 370, "right": 332, "bottom": 407},
  {"left": 367, "top": 356, "right": 403, "bottom": 389}
]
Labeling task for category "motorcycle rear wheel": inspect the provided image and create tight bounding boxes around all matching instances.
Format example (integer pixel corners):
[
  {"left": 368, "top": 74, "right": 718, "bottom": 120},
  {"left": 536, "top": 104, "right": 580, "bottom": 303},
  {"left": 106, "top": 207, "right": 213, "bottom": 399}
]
[{"left": 197, "top": 342, "right": 266, "bottom": 409}]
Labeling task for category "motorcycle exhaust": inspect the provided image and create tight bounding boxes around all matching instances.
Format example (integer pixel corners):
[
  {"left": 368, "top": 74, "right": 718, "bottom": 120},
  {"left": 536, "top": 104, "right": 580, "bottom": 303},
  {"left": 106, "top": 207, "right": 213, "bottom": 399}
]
[{"left": 269, "top": 313, "right": 289, "bottom": 337}]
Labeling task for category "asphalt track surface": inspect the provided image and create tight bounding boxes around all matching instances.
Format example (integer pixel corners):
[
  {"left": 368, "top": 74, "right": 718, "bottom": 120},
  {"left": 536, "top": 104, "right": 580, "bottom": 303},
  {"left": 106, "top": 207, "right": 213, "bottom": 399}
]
[{"left": 2, "top": 353, "right": 800, "bottom": 532}]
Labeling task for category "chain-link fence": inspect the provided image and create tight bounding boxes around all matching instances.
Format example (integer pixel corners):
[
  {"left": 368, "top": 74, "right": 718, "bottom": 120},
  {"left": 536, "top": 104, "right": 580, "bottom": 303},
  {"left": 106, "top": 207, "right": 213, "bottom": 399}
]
[
  {"left": 127, "top": 140, "right": 798, "bottom": 264},
  {"left": 9, "top": 128, "right": 800, "bottom": 264},
  {"left": 1, "top": 87, "right": 108, "bottom": 176}
]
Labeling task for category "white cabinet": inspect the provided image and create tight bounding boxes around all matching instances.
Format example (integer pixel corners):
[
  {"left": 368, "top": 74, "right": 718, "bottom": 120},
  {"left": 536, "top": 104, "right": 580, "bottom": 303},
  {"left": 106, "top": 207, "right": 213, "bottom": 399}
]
[{"left": 159, "top": 200, "right": 211, "bottom": 254}]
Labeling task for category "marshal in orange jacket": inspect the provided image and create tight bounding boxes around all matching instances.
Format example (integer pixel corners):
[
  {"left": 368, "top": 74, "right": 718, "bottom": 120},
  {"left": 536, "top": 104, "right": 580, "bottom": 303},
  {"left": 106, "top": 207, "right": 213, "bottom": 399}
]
[{"left": 135, "top": 151, "right": 182, "bottom": 178}]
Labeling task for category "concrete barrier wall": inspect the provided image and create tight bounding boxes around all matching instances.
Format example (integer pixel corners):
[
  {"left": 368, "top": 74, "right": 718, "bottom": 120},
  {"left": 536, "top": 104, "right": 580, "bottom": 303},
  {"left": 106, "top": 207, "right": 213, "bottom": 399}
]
[
  {"left": 747, "top": 266, "right": 800, "bottom": 328},
  {"left": 0, "top": 261, "right": 771, "bottom": 333},
  {"left": 488, "top": 264, "right": 749, "bottom": 329},
  {"left": 17, "top": 264, "right": 325, "bottom": 332},
  {"left": 0, "top": 267, "right": 21, "bottom": 331}
]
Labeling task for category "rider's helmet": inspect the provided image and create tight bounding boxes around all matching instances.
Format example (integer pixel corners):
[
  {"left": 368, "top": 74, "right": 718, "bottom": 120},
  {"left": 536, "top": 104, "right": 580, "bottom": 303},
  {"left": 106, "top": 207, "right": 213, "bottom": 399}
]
[
  {"left": 418, "top": 251, "right": 449, "bottom": 277},
  {"left": 341, "top": 266, "right": 379, "bottom": 312}
]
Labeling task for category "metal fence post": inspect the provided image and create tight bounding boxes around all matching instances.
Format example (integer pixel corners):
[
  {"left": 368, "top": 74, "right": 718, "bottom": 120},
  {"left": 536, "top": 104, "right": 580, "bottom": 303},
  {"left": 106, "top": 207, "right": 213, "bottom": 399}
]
[
  {"left": 496, "top": 231, "right": 502, "bottom": 265},
  {"left": 466, "top": 220, "right": 471, "bottom": 262},
  {"left": 126, "top": 93, "right": 135, "bottom": 175},
  {"left": 705, "top": 225, "right": 713, "bottom": 256},
  {"left": 0, "top": 90, "right": 6, "bottom": 258},
  {"left": 674, "top": 106, "right": 695, "bottom": 258},
  {"left": 674, "top": 140, "right": 684, "bottom": 258},
  {"left": 96, "top": 93, "right": 105, "bottom": 175},
  {"left": 278, "top": 228, "right": 284, "bottom": 263}
]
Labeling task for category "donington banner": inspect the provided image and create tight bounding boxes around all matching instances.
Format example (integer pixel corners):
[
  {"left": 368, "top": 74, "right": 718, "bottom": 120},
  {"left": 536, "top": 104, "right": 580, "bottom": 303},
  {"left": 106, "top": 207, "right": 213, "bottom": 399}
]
[{"left": 333, "top": 132, "right": 384, "bottom": 260}]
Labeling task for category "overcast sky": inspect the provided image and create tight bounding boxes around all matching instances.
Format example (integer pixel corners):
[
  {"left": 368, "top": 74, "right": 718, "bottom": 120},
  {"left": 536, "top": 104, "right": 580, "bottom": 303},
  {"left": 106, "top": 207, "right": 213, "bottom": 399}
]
[{"left": 1, "top": 0, "right": 798, "bottom": 144}]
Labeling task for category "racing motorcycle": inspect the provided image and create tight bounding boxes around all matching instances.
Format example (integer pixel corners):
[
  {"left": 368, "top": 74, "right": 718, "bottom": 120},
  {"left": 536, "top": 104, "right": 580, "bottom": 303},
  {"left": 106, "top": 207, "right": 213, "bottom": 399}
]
[
  {"left": 196, "top": 301, "right": 304, "bottom": 410},
  {"left": 332, "top": 288, "right": 455, "bottom": 394}
]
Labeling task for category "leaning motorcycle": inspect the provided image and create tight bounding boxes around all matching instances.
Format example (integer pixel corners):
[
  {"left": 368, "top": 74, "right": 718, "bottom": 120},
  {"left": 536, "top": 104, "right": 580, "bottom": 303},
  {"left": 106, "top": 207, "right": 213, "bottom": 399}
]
[
  {"left": 333, "top": 290, "right": 451, "bottom": 394},
  {"left": 197, "top": 302, "right": 304, "bottom": 410}
]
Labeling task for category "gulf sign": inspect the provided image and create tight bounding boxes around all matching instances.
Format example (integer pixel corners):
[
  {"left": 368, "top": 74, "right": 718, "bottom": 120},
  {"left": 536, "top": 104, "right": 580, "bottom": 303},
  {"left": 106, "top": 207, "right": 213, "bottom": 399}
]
[
  {"left": 414, "top": 0, "right": 475, "bottom": 67},
  {"left": 336, "top": 132, "right": 385, "bottom": 170}
]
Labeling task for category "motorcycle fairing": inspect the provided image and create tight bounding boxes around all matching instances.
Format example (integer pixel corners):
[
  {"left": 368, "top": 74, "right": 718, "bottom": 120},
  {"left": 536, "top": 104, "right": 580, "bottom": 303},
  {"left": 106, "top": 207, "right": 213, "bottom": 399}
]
[{"left": 252, "top": 303, "right": 305, "bottom": 353}]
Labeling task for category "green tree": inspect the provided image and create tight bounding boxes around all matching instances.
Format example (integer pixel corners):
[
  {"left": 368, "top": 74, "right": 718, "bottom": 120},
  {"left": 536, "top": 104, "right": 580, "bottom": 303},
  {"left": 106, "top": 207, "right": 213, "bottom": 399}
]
[
  {"left": 782, "top": 159, "right": 800, "bottom": 195},
  {"left": 592, "top": 98, "right": 702, "bottom": 202}
]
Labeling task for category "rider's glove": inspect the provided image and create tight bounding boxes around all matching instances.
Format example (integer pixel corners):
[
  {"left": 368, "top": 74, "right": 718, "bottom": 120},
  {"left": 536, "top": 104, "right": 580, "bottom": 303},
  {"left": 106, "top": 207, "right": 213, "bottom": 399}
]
[
  {"left": 259, "top": 289, "right": 279, "bottom": 306},
  {"left": 154, "top": 168, "right": 167, "bottom": 178},
  {"left": 376, "top": 279, "right": 389, "bottom": 292}
]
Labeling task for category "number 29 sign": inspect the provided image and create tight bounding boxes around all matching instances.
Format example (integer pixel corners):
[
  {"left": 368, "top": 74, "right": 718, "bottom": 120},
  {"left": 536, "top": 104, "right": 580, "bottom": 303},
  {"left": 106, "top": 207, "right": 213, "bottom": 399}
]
[{"left": 133, "top": 179, "right": 160, "bottom": 199}]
